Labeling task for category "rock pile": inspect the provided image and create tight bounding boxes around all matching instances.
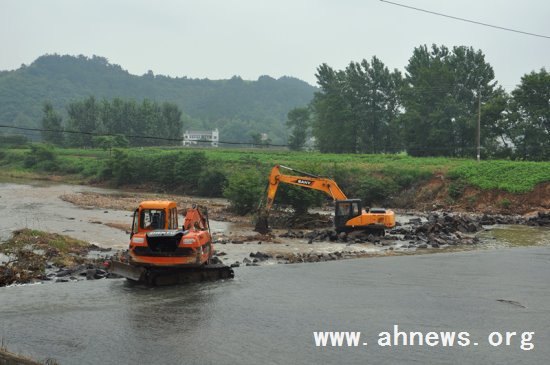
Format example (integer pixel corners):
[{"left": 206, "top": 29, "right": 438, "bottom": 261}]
[
  {"left": 233, "top": 250, "right": 373, "bottom": 266},
  {"left": 0, "top": 259, "right": 117, "bottom": 286},
  {"left": 479, "top": 214, "right": 525, "bottom": 225},
  {"left": 279, "top": 213, "right": 486, "bottom": 248},
  {"left": 526, "top": 211, "right": 550, "bottom": 227},
  {"left": 267, "top": 212, "right": 333, "bottom": 230},
  {"left": 413, "top": 213, "right": 482, "bottom": 235}
]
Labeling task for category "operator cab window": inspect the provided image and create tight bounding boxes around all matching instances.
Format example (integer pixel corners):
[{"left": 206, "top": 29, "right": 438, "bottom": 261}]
[
  {"left": 132, "top": 210, "right": 139, "bottom": 234},
  {"left": 350, "top": 202, "right": 360, "bottom": 217},
  {"left": 140, "top": 209, "right": 166, "bottom": 230},
  {"left": 169, "top": 208, "right": 178, "bottom": 229},
  {"left": 337, "top": 203, "right": 350, "bottom": 216}
]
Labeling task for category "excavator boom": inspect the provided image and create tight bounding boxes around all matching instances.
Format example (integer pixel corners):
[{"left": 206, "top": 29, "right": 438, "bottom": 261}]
[{"left": 266, "top": 165, "right": 347, "bottom": 209}]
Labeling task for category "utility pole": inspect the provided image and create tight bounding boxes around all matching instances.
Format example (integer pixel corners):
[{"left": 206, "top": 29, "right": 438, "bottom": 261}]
[{"left": 476, "top": 89, "right": 481, "bottom": 162}]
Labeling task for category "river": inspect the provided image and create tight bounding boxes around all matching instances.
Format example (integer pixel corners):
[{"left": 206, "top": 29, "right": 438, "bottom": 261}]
[
  {"left": 0, "top": 179, "right": 231, "bottom": 249},
  {"left": 1, "top": 181, "right": 549, "bottom": 364}
]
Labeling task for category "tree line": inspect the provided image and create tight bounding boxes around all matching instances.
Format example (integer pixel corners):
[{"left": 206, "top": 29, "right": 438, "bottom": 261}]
[
  {"left": 42, "top": 97, "right": 183, "bottom": 148},
  {"left": 0, "top": 54, "right": 315, "bottom": 145},
  {"left": 287, "top": 44, "right": 550, "bottom": 161}
]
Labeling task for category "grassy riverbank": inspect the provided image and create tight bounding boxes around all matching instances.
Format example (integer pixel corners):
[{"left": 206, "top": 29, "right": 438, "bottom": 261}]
[{"left": 1, "top": 145, "right": 550, "bottom": 213}]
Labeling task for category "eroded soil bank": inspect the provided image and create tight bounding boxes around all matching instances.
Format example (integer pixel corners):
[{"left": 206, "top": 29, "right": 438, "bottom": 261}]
[{"left": 398, "top": 177, "right": 550, "bottom": 214}]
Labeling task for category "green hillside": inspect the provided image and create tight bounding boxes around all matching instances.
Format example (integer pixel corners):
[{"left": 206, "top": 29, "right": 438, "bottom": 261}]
[{"left": 0, "top": 54, "right": 316, "bottom": 143}]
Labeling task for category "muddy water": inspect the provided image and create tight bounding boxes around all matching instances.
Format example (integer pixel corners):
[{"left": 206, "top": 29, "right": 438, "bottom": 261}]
[
  {"left": 0, "top": 180, "right": 231, "bottom": 249},
  {"left": 1, "top": 247, "right": 549, "bottom": 364},
  {"left": 480, "top": 224, "right": 550, "bottom": 248}
]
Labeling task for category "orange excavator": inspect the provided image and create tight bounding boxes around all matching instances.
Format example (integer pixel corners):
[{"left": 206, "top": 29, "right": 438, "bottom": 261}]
[
  {"left": 107, "top": 201, "right": 234, "bottom": 285},
  {"left": 255, "top": 165, "right": 396, "bottom": 235}
]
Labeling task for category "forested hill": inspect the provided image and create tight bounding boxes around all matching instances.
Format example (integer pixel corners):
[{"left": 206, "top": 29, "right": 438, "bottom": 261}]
[{"left": 0, "top": 54, "right": 316, "bottom": 143}]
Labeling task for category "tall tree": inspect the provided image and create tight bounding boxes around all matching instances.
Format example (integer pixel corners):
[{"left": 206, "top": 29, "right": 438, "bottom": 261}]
[
  {"left": 63, "top": 97, "right": 183, "bottom": 147},
  {"left": 310, "top": 58, "right": 402, "bottom": 154},
  {"left": 41, "top": 102, "right": 64, "bottom": 145},
  {"left": 286, "top": 107, "right": 310, "bottom": 150},
  {"left": 66, "top": 96, "right": 99, "bottom": 147},
  {"left": 344, "top": 56, "right": 403, "bottom": 153},
  {"left": 400, "top": 45, "right": 498, "bottom": 157},
  {"left": 310, "top": 64, "right": 355, "bottom": 153},
  {"left": 478, "top": 89, "right": 512, "bottom": 159},
  {"left": 161, "top": 102, "right": 183, "bottom": 145},
  {"left": 509, "top": 68, "right": 550, "bottom": 160}
]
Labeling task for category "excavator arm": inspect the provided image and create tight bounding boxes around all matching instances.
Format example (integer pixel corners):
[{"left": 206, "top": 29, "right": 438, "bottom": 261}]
[
  {"left": 183, "top": 204, "right": 208, "bottom": 231},
  {"left": 265, "top": 165, "right": 348, "bottom": 209}
]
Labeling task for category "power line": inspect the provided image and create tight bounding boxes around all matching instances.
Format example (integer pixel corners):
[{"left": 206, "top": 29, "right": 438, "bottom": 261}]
[
  {"left": 0, "top": 124, "right": 511, "bottom": 153},
  {"left": 3, "top": 124, "right": 548, "bottom": 154},
  {"left": 0, "top": 124, "right": 289, "bottom": 147},
  {"left": 379, "top": 0, "right": 550, "bottom": 40}
]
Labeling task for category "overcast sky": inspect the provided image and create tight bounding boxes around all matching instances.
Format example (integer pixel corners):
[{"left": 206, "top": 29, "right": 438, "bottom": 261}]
[{"left": 1, "top": 0, "right": 549, "bottom": 89}]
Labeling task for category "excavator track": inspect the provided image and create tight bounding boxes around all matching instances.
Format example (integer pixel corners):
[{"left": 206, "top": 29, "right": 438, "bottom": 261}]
[{"left": 107, "top": 260, "right": 234, "bottom": 286}]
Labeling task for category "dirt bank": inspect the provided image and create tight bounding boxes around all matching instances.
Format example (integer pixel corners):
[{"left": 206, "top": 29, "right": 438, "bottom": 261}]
[{"left": 400, "top": 178, "right": 550, "bottom": 214}]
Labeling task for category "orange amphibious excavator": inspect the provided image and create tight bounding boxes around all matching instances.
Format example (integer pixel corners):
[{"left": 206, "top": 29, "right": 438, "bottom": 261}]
[
  {"left": 107, "top": 201, "right": 233, "bottom": 285},
  {"left": 255, "top": 165, "right": 396, "bottom": 235}
]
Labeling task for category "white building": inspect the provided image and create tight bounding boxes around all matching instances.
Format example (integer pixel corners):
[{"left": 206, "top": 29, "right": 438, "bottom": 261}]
[
  {"left": 183, "top": 129, "right": 219, "bottom": 147},
  {"left": 304, "top": 136, "right": 316, "bottom": 151}
]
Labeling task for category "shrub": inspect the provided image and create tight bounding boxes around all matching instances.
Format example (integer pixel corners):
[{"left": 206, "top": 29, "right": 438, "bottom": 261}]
[
  {"left": 92, "top": 135, "right": 129, "bottom": 151},
  {"left": 101, "top": 149, "right": 132, "bottom": 186},
  {"left": 197, "top": 170, "right": 228, "bottom": 197},
  {"left": 23, "top": 144, "right": 58, "bottom": 170},
  {"left": 174, "top": 151, "right": 208, "bottom": 191},
  {"left": 154, "top": 153, "right": 179, "bottom": 187},
  {"left": 357, "top": 176, "right": 398, "bottom": 206},
  {"left": 0, "top": 134, "right": 28, "bottom": 148},
  {"left": 223, "top": 169, "right": 264, "bottom": 215},
  {"left": 57, "top": 159, "right": 85, "bottom": 174},
  {"left": 499, "top": 198, "right": 511, "bottom": 209},
  {"left": 36, "top": 160, "right": 59, "bottom": 172},
  {"left": 382, "top": 167, "right": 433, "bottom": 189},
  {"left": 448, "top": 180, "right": 466, "bottom": 199}
]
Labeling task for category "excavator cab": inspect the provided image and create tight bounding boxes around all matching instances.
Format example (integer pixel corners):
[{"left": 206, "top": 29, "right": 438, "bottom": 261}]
[{"left": 334, "top": 199, "right": 362, "bottom": 231}]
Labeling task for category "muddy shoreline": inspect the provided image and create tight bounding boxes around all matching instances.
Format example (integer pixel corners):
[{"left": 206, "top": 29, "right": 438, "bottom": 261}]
[{"left": 0, "top": 347, "right": 45, "bottom": 365}]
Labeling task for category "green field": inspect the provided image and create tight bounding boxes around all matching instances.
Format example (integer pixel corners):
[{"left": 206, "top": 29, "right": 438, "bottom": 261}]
[{"left": 1, "top": 146, "right": 550, "bottom": 206}]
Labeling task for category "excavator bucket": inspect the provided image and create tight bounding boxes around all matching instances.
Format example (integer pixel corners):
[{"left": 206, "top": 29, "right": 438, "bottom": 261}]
[
  {"left": 107, "top": 260, "right": 147, "bottom": 281},
  {"left": 107, "top": 260, "right": 234, "bottom": 286},
  {"left": 254, "top": 209, "right": 270, "bottom": 234}
]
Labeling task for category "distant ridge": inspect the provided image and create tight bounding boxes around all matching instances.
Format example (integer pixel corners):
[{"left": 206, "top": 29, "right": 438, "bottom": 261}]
[{"left": 0, "top": 54, "right": 316, "bottom": 143}]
